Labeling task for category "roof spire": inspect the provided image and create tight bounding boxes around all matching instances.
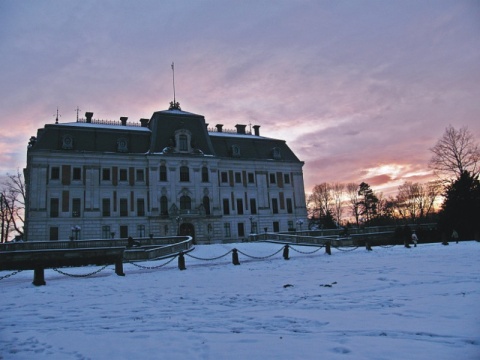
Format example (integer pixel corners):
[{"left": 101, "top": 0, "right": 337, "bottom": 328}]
[
  {"left": 169, "top": 62, "right": 181, "bottom": 110},
  {"left": 54, "top": 107, "right": 61, "bottom": 124},
  {"left": 75, "top": 106, "right": 81, "bottom": 122}
]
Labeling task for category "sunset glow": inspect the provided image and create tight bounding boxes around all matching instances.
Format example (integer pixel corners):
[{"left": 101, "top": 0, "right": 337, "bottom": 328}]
[{"left": 0, "top": 1, "right": 478, "bottom": 196}]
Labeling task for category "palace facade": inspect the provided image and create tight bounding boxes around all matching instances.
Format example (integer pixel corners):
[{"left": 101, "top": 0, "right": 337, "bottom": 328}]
[{"left": 24, "top": 103, "right": 307, "bottom": 243}]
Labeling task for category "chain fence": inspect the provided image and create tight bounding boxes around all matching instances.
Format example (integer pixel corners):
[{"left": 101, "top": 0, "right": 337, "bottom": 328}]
[
  {"left": 289, "top": 245, "right": 324, "bottom": 255},
  {"left": 125, "top": 255, "right": 177, "bottom": 269},
  {"left": 1, "top": 241, "right": 397, "bottom": 283},
  {"left": 0, "top": 270, "right": 23, "bottom": 281},
  {"left": 52, "top": 265, "right": 110, "bottom": 277},
  {"left": 236, "top": 246, "right": 285, "bottom": 260},
  {"left": 185, "top": 250, "right": 233, "bottom": 261}
]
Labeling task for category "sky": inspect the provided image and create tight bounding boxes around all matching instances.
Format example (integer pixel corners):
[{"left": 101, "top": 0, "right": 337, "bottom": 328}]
[
  {"left": 1, "top": 0, "right": 479, "bottom": 196},
  {"left": 1, "top": 241, "right": 479, "bottom": 359}
]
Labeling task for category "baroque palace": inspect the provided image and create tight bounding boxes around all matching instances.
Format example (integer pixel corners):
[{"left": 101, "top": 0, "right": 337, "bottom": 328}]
[{"left": 24, "top": 102, "right": 307, "bottom": 243}]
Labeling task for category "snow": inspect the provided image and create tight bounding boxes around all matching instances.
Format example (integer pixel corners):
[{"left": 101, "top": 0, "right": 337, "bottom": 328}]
[
  {"left": 1, "top": 241, "right": 479, "bottom": 360},
  {"left": 56, "top": 122, "right": 151, "bottom": 132}
]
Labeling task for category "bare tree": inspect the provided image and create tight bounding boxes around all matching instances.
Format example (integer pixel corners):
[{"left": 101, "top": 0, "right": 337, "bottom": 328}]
[
  {"left": 395, "top": 180, "right": 441, "bottom": 223},
  {"left": 346, "top": 182, "right": 360, "bottom": 226},
  {"left": 429, "top": 125, "right": 480, "bottom": 181},
  {"left": 0, "top": 170, "right": 25, "bottom": 241},
  {"left": 307, "top": 183, "right": 333, "bottom": 221}
]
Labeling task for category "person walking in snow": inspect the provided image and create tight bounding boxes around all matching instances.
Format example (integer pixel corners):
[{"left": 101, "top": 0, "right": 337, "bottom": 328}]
[
  {"left": 451, "top": 229, "right": 459, "bottom": 244},
  {"left": 411, "top": 231, "right": 418, "bottom": 247}
]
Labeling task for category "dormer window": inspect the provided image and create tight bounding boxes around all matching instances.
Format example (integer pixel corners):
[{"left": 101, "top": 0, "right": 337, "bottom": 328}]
[
  {"left": 179, "top": 134, "right": 188, "bottom": 151},
  {"left": 175, "top": 129, "right": 192, "bottom": 153},
  {"left": 117, "top": 138, "right": 128, "bottom": 153},
  {"left": 62, "top": 135, "right": 74, "bottom": 150},
  {"left": 272, "top": 147, "right": 281, "bottom": 160},
  {"left": 232, "top": 145, "right": 241, "bottom": 157}
]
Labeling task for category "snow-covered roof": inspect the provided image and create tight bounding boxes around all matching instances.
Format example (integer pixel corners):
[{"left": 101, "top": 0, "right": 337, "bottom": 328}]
[{"left": 55, "top": 122, "right": 151, "bottom": 132}]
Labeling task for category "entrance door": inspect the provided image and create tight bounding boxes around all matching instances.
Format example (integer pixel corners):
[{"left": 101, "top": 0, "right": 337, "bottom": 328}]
[{"left": 179, "top": 223, "right": 195, "bottom": 243}]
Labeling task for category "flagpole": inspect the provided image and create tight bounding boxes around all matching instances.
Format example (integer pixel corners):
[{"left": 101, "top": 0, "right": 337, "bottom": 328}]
[{"left": 172, "top": 62, "right": 176, "bottom": 104}]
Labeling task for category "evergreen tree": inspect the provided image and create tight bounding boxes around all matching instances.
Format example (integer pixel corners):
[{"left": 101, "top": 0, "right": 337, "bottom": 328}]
[
  {"left": 439, "top": 171, "right": 480, "bottom": 240},
  {"left": 358, "top": 182, "right": 378, "bottom": 223}
]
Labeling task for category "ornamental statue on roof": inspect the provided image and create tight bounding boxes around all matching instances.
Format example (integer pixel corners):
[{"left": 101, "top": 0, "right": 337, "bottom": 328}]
[{"left": 169, "top": 101, "right": 181, "bottom": 110}]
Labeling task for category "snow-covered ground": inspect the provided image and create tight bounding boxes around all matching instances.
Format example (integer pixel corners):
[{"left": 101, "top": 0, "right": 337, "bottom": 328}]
[{"left": 1, "top": 241, "right": 479, "bottom": 360}]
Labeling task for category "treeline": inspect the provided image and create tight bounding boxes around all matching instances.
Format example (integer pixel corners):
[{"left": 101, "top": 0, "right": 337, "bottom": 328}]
[
  {"left": 307, "top": 180, "right": 441, "bottom": 229},
  {"left": 308, "top": 125, "right": 480, "bottom": 240}
]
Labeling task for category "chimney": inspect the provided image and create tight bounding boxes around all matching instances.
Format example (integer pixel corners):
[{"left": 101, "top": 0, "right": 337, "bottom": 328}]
[
  {"left": 120, "top": 117, "right": 128, "bottom": 126},
  {"left": 85, "top": 112, "right": 93, "bottom": 123},
  {"left": 235, "top": 124, "right": 246, "bottom": 134},
  {"left": 253, "top": 125, "right": 260, "bottom": 136},
  {"left": 216, "top": 124, "right": 223, "bottom": 132},
  {"left": 140, "top": 118, "right": 149, "bottom": 127}
]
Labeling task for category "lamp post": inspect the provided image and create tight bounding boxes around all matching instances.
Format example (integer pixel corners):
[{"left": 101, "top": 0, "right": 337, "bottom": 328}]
[
  {"left": 71, "top": 225, "right": 81, "bottom": 240},
  {"left": 296, "top": 219, "right": 304, "bottom": 233},
  {"left": 176, "top": 216, "right": 182, "bottom": 236}
]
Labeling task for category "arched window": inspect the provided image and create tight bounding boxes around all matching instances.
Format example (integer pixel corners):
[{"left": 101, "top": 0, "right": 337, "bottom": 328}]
[
  {"left": 160, "top": 196, "right": 168, "bottom": 215},
  {"left": 202, "top": 166, "right": 209, "bottom": 182},
  {"left": 180, "top": 166, "right": 189, "bottom": 182},
  {"left": 203, "top": 196, "right": 211, "bottom": 215},
  {"left": 180, "top": 195, "right": 191, "bottom": 210}
]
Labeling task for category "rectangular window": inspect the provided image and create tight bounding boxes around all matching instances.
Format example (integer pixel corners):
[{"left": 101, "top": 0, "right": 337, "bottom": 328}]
[
  {"left": 286, "top": 198, "right": 293, "bottom": 214},
  {"left": 269, "top": 173, "right": 276, "bottom": 184},
  {"left": 179, "top": 135, "right": 188, "bottom": 151},
  {"left": 136, "top": 169, "right": 145, "bottom": 182},
  {"left": 102, "top": 198, "right": 111, "bottom": 217},
  {"left": 272, "top": 198, "right": 279, "bottom": 214},
  {"left": 102, "top": 225, "right": 111, "bottom": 239},
  {"left": 72, "top": 198, "right": 81, "bottom": 217},
  {"left": 202, "top": 167, "right": 209, "bottom": 182},
  {"left": 120, "top": 198, "right": 128, "bottom": 217},
  {"left": 120, "top": 225, "right": 128, "bottom": 239},
  {"left": 236, "top": 199, "right": 244, "bottom": 215},
  {"left": 238, "top": 223, "right": 245, "bottom": 237},
  {"left": 235, "top": 172, "right": 242, "bottom": 183},
  {"left": 50, "top": 198, "right": 59, "bottom": 218},
  {"left": 223, "top": 199, "right": 230, "bottom": 215},
  {"left": 62, "top": 165, "right": 71, "bottom": 185},
  {"left": 251, "top": 221, "right": 258, "bottom": 234},
  {"left": 180, "top": 166, "right": 189, "bottom": 182},
  {"left": 119, "top": 169, "right": 128, "bottom": 182},
  {"left": 159, "top": 165, "right": 167, "bottom": 181},
  {"left": 102, "top": 168, "right": 111, "bottom": 181},
  {"left": 284, "top": 174, "right": 290, "bottom": 184},
  {"left": 248, "top": 173, "right": 255, "bottom": 183},
  {"left": 72, "top": 167, "right": 81, "bottom": 181},
  {"left": 137, "top": 224, "right": 146, "bottom": 238},
  {"left": 273, "top": 221, "right": 280, "bottom": 232},
  {"left": 224, "top": 223, "right": 231, "bottom": 237},
  {"left": 51, "top": 167, "right": 60, "bottom": 180},
  {"left": 137, "top": 198, "right": 145, "bottom": 216},
  {"left": 250, "top": 198, "right": 257, "bottom": 215},
  {"left": 49, "top": 227, "right": 59, "bottom": 241},
  {"left": 221, "top": 172, "right": 228, "bottom": 183},
  {"left": 288, "top": 220, "right": 294, "bottom": 231}
]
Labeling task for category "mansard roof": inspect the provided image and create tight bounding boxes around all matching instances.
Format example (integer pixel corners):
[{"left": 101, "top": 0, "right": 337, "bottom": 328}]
[
  {"left": 148, "top": 109, "right": 216, "bottom": 155},
  {"left": 28, "top": 107, "right": 303, "bottom": 164}
]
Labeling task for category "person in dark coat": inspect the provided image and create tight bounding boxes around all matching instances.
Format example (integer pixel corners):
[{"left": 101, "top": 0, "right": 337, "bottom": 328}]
[{"left": 127, "top": 236, "right": 140, "bottom": 248}]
